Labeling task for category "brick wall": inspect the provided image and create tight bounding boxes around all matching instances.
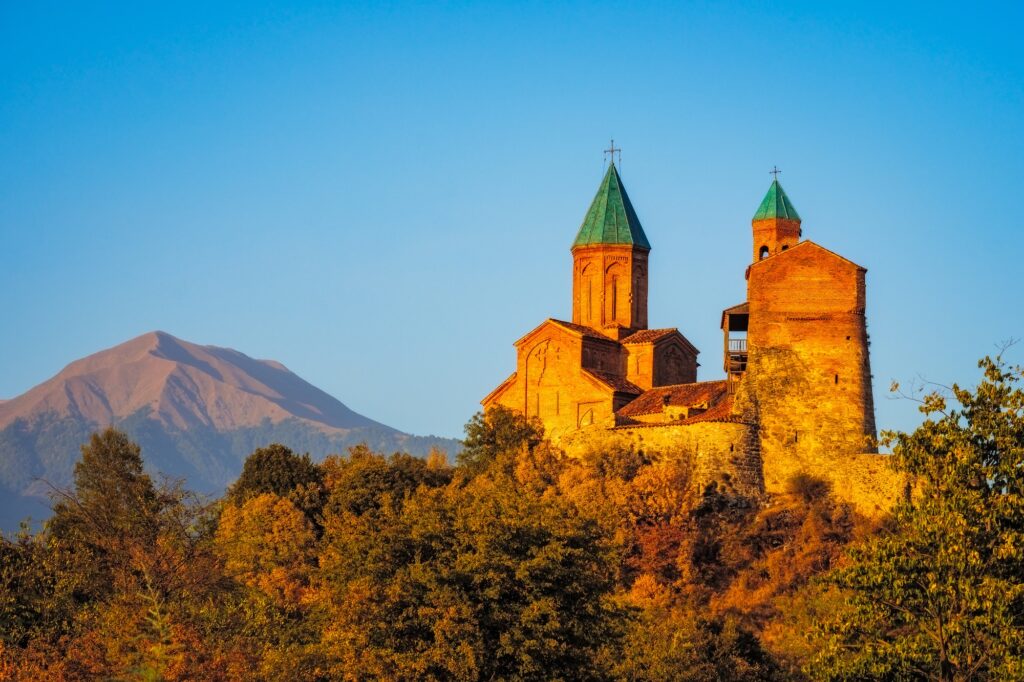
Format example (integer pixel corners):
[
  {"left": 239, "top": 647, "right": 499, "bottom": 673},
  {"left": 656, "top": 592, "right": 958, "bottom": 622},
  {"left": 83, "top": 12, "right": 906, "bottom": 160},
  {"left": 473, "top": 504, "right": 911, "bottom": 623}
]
[{"left": 740, "top": 240, "right": 882, "bottom": 507}]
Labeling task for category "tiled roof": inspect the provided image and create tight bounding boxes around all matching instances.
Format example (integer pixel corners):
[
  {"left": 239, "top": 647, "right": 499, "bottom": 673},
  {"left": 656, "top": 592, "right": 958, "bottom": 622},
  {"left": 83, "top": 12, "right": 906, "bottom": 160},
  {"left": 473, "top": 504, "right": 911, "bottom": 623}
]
[
  {"left": 548, "top": 319, "right": 609, "bottom": 340},
  {"left": 680, "top": 398, "right": 740, "bottom": 424},
  {"left": 584, "top": 370, "right": 644, "bottom": 395},
  {"left": 613, "top": 398, "right": 746, "bottom": 428},
  {"left": 753, "top": 179, "right": 801, "bottom": 221},
  {"left": 573, "top": 163, "right": 651, "bottom": 250},
  {"left": 621, "top": 328, "right": 677, "bottom": 344},
  {"left": 616, "top": 380, "right": 729, "bottom": 417}
]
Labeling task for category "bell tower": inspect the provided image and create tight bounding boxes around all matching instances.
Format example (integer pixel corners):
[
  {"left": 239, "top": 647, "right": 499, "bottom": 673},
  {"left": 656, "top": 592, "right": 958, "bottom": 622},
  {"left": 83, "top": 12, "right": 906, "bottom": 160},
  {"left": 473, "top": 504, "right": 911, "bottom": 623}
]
[
  {"left": 751, "top": 173, "right": 801, "bottom": 262},
  {"left": 571, "top": 161, "right": 651, "bottom": 339}
]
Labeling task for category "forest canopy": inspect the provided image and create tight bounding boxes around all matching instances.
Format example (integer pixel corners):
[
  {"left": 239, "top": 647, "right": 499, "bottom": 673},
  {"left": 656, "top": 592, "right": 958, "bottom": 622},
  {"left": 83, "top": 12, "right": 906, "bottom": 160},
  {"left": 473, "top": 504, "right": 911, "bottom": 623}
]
[{"left": 1, "top": 356, "right": 1022, "bottom": 681}]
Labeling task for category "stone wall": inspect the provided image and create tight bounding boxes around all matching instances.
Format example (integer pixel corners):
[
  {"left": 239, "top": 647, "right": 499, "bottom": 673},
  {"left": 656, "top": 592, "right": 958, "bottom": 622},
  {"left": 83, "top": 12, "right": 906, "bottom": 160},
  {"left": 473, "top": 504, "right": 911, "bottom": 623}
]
[
  {"left": 562, "top": 420, "right": 763, "bottom": 497},
  {"left": 826, "top": 453, "right": 912, "bottom": 517},
  {"left": 743, "top": 242, "right": 877, "bottom": 497}
]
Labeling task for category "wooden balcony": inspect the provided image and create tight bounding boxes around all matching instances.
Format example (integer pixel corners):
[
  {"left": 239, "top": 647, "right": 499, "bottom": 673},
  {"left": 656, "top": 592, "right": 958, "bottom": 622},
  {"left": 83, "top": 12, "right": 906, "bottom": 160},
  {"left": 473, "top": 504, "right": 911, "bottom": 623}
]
[
  {"left": 721, "top": 303, "right": 749, "bottom": 377},
  {"left": 725, "top": 338, "right": 747, "bottom": 374}
]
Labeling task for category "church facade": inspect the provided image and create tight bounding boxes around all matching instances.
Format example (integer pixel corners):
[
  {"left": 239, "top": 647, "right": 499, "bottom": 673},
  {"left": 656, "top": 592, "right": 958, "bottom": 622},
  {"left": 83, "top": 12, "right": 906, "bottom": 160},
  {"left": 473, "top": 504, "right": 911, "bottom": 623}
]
[{"left": 483, "top": 162, "right": 901, "bottom": 512}]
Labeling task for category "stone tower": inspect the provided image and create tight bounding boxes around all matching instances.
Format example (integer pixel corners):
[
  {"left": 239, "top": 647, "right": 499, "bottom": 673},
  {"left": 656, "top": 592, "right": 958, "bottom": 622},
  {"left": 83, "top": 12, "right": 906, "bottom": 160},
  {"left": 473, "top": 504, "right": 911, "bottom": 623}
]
[
  {"left": 738, "top": 180, "right": 877, "bottom": 493},
  {"left": 571, "top": 163, "right": 650, "bottom": 339}
]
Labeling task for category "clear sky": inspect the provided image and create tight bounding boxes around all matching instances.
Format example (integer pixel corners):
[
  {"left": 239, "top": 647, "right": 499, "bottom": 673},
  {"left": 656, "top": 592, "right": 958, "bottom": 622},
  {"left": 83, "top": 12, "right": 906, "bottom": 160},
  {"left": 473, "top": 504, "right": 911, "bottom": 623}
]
[{"left": 2, "top": 2, "right": 1022, "bottom": 440}]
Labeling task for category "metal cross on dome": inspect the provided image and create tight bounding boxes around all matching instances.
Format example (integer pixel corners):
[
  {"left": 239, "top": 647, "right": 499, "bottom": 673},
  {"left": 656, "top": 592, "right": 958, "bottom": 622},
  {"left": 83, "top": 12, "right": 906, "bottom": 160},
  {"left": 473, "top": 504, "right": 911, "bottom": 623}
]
[
  {"left": 604, "top": 139, "right": 622, "bottom": 167},
  {"left": 770, "top": 165, "right": 782, "bottom": 180}
]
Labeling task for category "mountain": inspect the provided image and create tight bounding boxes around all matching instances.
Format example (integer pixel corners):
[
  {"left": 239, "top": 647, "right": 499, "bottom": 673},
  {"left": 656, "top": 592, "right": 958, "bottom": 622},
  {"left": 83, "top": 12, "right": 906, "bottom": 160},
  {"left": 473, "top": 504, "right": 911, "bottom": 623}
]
[{"left": 0, "top": 331, "right": 460, "bottom": 530}]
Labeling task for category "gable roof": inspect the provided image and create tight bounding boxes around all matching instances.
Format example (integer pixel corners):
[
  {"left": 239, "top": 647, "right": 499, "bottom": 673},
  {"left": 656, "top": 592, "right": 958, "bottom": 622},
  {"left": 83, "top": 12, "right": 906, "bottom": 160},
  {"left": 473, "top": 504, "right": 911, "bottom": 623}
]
[
  {"left": 621, "top": 328, "right": 677, "bottom": 344},
  {"left": 749, "top": 239, "right": 865, "bottom": 271},
  {"left": 753, "top": 179, "right": 801, "bottom": 221},
  {"left": 548, "top": 319, "right": 608, "bottom": 339},
  {"left": 616, "top": 380, "right": 729, "bottom": 417},
  {"left": 513, "top": 318, "right": 615, "bottom": 348},
  {"left": 573, "top": 163, "right": 651, "bottom": 250},
  {"left": 583, "top": 369, "right": 644, "bottom": 395}
]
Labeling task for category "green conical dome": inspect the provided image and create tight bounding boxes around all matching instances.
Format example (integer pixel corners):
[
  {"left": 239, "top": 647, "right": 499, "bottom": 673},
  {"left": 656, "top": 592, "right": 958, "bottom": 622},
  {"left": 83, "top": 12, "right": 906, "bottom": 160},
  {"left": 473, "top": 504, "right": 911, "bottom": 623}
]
[
  {"left": 753, "top": 179, "right": 801, "bottom": 221},
  {"left": 573, "top": 163, "right": 651, "bottom": 250}
]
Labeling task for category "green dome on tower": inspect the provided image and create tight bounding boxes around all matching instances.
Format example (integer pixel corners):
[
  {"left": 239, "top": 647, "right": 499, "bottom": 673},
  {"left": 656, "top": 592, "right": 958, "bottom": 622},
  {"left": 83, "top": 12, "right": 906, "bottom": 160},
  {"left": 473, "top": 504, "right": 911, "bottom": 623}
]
[
  {"left": 572, "top": 163, "right": 651, "bottom": 250},
  {"left": 753, "top": 179, "right": 801, "bottom": 221}
]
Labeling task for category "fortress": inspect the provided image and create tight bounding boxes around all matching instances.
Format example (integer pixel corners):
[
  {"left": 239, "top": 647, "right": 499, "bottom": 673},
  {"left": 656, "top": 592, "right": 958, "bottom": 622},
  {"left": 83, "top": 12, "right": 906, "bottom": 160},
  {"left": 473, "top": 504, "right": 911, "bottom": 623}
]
[{"left": 483, "top": 160, "right": 904, "bottom": 513}]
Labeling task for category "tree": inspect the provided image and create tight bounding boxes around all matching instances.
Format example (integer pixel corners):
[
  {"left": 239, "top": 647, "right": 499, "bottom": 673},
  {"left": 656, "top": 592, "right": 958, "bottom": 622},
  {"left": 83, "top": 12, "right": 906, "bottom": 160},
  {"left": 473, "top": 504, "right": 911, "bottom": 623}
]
[
  {"left": 811, "top": 355, "right": 1024, "bottom": 681},
  {"left": 0, "top": 429, "right": 243, "bottom": 681},
  {"left": 229, "top": 443, "right": 324, "bottom": 524},
  {"left": 317, "top": 460, "right": 625, "bottom": 680},
  {"left": 216, "top": 493, "right": 318, "bottom": 607},
  {"left": 458, "top": 406, "right": 544, "bottom": 476},
  {"left": 321, "top": 445, "right": 452, "bottom": 518},
  {"left": 49, "top": 427, "right": 166, "bottom": 549}
]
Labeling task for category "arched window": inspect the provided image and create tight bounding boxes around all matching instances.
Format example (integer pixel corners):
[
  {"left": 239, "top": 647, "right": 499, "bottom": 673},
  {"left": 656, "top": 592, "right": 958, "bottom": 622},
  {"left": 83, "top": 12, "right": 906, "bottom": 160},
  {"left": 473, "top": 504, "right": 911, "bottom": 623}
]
[
  {"left": 759, "top": 245, "right": 769, "bottom": 260},
  {"left": 581, "top": 263, "right": 594, "bottom": 325},
  {"left": 610, "top": 275, "right": 618, "bottom": 321},
  {"left": 605, "top": 263, "right": 624, "bottom": 324}
]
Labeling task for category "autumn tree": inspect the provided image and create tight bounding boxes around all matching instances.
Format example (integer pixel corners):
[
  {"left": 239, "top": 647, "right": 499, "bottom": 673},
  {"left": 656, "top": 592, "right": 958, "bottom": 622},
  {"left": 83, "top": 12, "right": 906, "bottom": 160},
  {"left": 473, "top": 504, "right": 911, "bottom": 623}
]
[
  {"left": 216, "top": 493, "right": 317, "bottom": 606},
  {"left": 458, "top": 406, "right": 544, "bottom": 476},
  {"left": 811, "top": 355, "right": 1024, "bottom": 680},
  {"left": 321, "top": 445, "right": 452, "bottom": 518},
  {"left": 0, "top": 429, "right": 241, "bottom": 680},
  {"left": 317, "top": 446, "right": 625, "bottom": 680},
  {"left": 229, "top": 443, "right": 325, "bottom": 527}
]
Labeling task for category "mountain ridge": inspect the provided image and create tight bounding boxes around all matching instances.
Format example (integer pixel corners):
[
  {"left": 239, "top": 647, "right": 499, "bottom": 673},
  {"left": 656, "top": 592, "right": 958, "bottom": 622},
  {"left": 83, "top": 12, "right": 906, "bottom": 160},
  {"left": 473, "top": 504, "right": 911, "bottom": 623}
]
[{"left": 0, "top": 331, "right": 461, "bottom": 530}]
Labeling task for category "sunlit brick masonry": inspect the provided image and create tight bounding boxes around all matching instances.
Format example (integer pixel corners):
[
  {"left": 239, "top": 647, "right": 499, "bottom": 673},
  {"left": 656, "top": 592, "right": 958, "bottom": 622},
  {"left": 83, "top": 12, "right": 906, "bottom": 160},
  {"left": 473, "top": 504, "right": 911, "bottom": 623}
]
[{"left": 483, "top": 161, "right": 907, "bottom": 515}]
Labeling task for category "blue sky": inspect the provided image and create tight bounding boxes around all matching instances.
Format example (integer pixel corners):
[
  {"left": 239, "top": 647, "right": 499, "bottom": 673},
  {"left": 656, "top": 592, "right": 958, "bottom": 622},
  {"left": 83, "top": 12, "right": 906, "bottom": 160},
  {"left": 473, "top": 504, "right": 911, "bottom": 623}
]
[{"left": 2, "top": 2, "right": 1022, "bottom": 440}]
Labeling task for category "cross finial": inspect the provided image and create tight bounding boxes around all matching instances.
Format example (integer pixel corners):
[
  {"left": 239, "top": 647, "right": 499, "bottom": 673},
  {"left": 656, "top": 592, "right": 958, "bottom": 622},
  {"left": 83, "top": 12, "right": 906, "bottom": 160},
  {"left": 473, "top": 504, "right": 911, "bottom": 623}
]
[
  {"left": 769, "top": 165, "right": 782, "bottom": 180},
  {"left": 604, "top": 139, "right": 621, "bottom": 167}
]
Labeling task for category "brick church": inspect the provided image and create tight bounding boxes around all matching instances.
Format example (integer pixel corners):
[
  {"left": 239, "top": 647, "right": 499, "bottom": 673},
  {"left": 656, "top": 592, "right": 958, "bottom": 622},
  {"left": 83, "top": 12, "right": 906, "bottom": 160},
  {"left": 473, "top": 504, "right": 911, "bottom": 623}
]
[{"left": 483, "top": 159, "right": 900, "bottom": 510}]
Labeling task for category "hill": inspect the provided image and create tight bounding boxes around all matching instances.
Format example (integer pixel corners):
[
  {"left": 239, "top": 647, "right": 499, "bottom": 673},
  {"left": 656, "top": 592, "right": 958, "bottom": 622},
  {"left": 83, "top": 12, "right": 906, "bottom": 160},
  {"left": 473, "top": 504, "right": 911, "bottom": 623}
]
[{"left": 0, "top": 331, "right": 459, "bottom": 529}]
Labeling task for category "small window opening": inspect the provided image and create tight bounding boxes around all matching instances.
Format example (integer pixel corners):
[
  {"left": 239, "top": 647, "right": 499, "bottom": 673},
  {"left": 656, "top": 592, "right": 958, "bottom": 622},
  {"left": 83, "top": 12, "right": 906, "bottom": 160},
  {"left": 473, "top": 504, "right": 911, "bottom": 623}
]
[
  {"left": 835, "top": 374, "right": 839, "bottom": 384},
  {"left": 794, "top": 431, "right": 799, "bottom": 443},
  {"left": 729, "top": 444, "right": 735, "bottom": 452},
  {"left": 781, "top": 245, "right": 789, "bottom": 251},
  {"left": 845, "top": 336, "right": 851, "bottom": 341},
  {"left": 758, "top": 245, "right": 769, "bottom": 260}
]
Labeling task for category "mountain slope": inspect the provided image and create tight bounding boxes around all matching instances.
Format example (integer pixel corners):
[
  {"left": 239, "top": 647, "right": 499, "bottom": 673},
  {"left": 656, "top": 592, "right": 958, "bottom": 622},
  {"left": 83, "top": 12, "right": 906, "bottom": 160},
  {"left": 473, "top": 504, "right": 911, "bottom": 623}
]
[{"left": 0, "top": 332, "right": 460, "bottom": 529}]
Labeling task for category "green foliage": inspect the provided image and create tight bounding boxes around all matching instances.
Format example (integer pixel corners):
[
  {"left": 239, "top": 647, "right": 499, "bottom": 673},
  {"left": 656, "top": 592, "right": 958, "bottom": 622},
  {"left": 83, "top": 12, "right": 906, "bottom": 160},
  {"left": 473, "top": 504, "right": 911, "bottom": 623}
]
[
  {"left": 811, "top": 356, "right": 1024, "bottom": 681},
  {"left": 230, "top": 443, "right": 323, "bottom": 502},
  {"left": 18, "top": 362, "right": 1024, "bottom": 680},
  {"left": 322, "top": 445, "right": 452, "bottom": 518},
  {"left": 318, "top": 467, "right": 624, "bottom": 680},
  {"left": 617, "top": 606, "right": 780, "bottom": 681},
  {"left": 46, "top": 427, "right": 175, "bottom": 599},
  {"left": 230, "top": 443, "right": 326, "bottom": 525},
  {"left": 459, "top": 406, "right": 544, "bottom": 475}
]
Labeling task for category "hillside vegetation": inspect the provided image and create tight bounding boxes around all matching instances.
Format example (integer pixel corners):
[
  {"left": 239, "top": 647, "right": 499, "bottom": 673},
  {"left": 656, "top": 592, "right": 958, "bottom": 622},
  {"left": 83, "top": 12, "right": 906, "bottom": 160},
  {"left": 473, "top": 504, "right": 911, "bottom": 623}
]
[{"left": 1, "top": 356, "right": 1022, "bottom": 681}]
